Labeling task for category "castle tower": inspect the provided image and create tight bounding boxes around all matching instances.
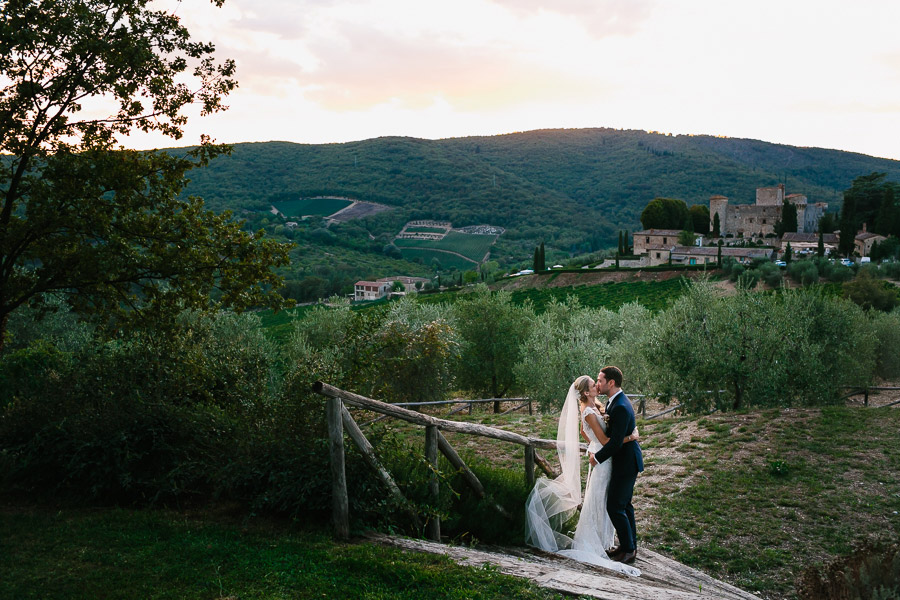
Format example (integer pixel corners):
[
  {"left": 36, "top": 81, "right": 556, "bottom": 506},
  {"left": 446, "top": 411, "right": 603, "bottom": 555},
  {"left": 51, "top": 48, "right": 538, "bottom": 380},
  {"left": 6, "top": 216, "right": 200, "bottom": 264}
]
[
  {"left": 756, "top": 184, "right": 785, "bottom": 206},
  {"left": 709, "top": 195, "right": 728, "bottom": 235}
]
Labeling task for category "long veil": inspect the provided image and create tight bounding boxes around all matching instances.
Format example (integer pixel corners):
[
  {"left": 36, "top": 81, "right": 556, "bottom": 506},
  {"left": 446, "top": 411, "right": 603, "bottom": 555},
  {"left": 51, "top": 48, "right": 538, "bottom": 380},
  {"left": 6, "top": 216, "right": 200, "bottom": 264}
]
[
  {"left": 524, "top": 382, "right": 582, "bottom": 551},
  {"left": 524, "top": 382, "right": 642, "bottom": 577}
]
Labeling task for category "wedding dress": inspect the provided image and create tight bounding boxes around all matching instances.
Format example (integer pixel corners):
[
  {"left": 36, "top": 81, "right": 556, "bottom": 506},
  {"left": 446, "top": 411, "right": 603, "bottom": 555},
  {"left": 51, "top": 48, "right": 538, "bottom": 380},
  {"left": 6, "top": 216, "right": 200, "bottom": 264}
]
[{"left": 524, "top": 382, "right": 641, "bottom": 577}]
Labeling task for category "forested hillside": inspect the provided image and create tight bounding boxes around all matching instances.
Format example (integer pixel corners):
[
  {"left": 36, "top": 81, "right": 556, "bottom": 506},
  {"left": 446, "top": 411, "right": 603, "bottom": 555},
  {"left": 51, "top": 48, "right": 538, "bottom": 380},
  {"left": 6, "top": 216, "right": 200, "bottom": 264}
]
[
  {"left": 171, "top": 128, "right": 900, "bottom": 299},
  {"left": 181, "top": 128, "right": 900, "bottom": 240}
]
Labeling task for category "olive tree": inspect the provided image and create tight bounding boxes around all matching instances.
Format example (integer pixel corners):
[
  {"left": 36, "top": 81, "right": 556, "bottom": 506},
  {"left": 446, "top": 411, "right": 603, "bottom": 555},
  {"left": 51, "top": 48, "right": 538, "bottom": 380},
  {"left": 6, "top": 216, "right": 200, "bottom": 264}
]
[
  {"left": 451, "top": 285, "right": 533, "bottom": 405},
  {"left": 514, "top": 297, "right": 612, "bottom": 412},
  {"left": 650, "top": 281, "right": 876, "bottom": 411}
]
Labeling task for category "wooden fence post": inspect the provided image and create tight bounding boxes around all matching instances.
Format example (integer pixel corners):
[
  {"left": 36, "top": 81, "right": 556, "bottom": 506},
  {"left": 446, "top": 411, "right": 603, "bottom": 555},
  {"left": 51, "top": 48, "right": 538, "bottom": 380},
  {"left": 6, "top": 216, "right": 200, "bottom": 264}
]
[
  {"left": 425, "top": 425, "right": 440, "bottom": 541},
  {"left": 326, "top": 397, "right": 350, "bottom": 540},
  {"left": 524, "top": 444, "right": 535, "bottom": 489}
]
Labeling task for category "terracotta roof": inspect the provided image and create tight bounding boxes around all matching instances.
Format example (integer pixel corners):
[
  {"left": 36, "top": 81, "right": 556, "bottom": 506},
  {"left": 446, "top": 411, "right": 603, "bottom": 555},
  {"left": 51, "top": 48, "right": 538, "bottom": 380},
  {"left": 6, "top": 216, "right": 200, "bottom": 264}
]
[
  {"left": 856, "top": 232, "right": 885, "bottom": 241},
  {"left": 671, "top": 246, "right": 773, "bottom": 257},
  {"left": 782, "top": 232, "right": 838, "bottom": 244},
  {"left": 634, "top": 229, "right": 684, "bottom": 236}
]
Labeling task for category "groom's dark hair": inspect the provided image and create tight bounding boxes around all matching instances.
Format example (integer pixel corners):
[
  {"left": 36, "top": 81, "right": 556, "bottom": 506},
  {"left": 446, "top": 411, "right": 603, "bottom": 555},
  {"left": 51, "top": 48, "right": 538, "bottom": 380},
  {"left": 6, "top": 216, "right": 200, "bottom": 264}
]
[{"left": 600, "top": 366, "right": 623, "bottom": 388}]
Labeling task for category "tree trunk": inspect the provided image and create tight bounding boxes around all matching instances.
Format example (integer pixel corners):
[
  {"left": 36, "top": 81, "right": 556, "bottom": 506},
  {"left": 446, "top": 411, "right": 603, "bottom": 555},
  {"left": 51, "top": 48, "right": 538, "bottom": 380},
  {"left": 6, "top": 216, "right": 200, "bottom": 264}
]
[
  {"left": 0, "top": 312, "right": 8, "bottom": 355},
  {"left": 732, "top": 381, "right": 743, "bottom": 411}
]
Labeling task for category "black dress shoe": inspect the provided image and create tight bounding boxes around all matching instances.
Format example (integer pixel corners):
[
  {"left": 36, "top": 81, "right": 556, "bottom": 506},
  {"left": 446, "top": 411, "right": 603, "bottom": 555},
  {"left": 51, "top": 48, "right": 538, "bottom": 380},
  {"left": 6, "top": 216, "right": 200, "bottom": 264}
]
[{"left": 619, "top": 549, "right": 637, "bottom": 564}]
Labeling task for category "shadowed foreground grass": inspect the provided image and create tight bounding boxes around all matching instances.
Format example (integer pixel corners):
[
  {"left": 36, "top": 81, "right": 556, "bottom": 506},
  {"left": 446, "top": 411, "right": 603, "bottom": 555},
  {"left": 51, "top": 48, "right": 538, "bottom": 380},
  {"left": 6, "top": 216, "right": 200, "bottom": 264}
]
[
  {"left": 0, "top": 507, "right": 566, "bottom": 600},
  {"left": 3, "top": 404, "right": 898, "bottom": 600}
]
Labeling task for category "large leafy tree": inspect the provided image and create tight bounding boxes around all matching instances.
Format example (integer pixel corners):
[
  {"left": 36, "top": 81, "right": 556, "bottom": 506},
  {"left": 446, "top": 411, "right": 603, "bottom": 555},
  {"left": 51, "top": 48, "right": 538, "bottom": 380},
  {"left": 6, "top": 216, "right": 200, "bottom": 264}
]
[
  {"left": 689, "top": 204, "right": 710, "bottom": 234},
  {"left": 0, "top": 0, "right": 291, "bottom": 350},
  {"left": 843, "top": 173, "right": 900, "bottom": 237},
  {"left": 451, "top": 285, "right": 533, "bottom": 406},
  {"left": 640, "top": 197, "right": 690, "bottom": 230}
]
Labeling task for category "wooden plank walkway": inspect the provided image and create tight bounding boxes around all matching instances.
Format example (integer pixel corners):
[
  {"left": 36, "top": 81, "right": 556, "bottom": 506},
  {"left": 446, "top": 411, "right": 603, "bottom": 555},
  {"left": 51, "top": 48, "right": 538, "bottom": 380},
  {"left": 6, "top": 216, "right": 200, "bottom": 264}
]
[{"left": 367, "top": 533, "right": 761, "bottom": 600}]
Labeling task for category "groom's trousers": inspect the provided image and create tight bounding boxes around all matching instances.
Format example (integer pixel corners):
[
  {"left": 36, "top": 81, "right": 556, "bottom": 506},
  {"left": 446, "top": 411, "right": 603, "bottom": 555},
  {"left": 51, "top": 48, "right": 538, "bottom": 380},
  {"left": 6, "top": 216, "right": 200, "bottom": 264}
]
[{"left": 607, "top": 470, "right": 638, "bottom": 552}]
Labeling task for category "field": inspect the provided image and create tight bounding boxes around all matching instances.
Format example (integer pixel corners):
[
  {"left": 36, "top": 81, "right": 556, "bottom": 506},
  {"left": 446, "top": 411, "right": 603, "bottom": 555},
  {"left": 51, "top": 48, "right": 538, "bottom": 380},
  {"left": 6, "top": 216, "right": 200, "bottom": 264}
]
[
  {"left": 395, "top": 231, "right": 497, "bottom": 263},
  {"left": 397, "top": 248, "right": 478, "bottom": 270},
  {"left": 272, "top": 197, "right": 352, "bottom": 217},
  {"left": 508, "top": 278, "right": 689, "bottom": 312}
]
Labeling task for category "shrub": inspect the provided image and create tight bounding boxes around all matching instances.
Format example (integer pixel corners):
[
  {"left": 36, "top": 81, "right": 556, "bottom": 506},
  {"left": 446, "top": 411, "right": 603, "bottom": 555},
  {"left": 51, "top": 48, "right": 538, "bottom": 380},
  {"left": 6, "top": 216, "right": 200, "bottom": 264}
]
[
  {"left": 870, "top": 310, "right": 900, "bottom": 379},
  {"left": 797, "top": 540, "right": 900, "bottom": 600}
]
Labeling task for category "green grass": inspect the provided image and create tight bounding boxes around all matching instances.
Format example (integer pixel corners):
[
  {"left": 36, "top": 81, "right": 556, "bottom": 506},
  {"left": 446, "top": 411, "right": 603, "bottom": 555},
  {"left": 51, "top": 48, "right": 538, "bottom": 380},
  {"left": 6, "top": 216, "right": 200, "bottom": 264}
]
[
  {"left": 507, "top": 278, "right": 688, "bottom": 312},
  {"left": 272, "top": 197, "right": 352, "bottom": 217},
  {"left": 638, "top": 406, "right": 900, "bottom": 597},
  {"left": 395, "top": 231, "right": 497, "bottom": 262},
  {"left": 398, "top": 248, "right": 478, "bottom": 270},
  {"left": 0, "top": 507, "right": 567, "bottom": 600},
  {"left": 2, "top": 404, "right": 898, "bottom": 599}
]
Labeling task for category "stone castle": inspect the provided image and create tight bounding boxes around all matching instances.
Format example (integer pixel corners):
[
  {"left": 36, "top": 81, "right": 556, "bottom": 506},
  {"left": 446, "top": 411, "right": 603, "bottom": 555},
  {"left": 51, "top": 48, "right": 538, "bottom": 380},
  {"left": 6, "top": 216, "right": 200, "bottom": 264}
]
[{"left": 709, "top": 184, "right": 827, "bottom": 238}]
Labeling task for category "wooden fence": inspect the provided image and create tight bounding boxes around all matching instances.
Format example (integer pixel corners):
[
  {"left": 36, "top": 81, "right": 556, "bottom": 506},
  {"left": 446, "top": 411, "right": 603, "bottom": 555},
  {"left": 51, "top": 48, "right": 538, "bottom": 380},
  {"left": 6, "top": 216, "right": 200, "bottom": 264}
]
[
  {"left": 315, "top": 383, "right": 733, "bottom": 541},
  {"left": 313, "top": 382, "right": 568, "bottom": 541},
  {"left": 841, "top": 386, "right": 900, "bottom": 407}
]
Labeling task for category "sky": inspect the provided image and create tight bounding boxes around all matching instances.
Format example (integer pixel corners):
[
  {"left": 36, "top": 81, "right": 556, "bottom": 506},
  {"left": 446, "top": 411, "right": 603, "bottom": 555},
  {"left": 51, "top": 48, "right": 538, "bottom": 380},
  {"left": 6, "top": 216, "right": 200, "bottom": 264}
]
[{"left": 126, "top": 0, "right": 900, "bottom": 160}]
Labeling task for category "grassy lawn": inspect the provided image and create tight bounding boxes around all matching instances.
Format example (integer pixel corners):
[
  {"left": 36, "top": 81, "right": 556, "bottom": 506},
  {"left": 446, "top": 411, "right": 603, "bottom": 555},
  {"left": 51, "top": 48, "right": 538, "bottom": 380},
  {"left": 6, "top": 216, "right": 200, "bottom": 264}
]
[
  {"left": 361, "top": 401, "right": 900, "bottom": 599},
  {"left": 0, "top": 506, "right": 567, "bottom": 600},
  {"left": 4, "top": 403, "right": 897, "bottom": 599}
]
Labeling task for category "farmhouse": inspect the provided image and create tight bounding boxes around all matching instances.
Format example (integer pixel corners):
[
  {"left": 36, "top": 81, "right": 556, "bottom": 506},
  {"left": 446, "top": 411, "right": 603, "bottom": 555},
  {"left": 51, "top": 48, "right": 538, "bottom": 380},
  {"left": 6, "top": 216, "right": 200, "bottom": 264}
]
[
  {"left": 855, "top": 225, "right": 887, "bottom": 257},
  {"left": 633, "top": 229, "right": 683, "bottom": 255},
  {"left": 779, "top": 232, "right": 838, "bottom": 255},
  {"left": 645, "top": 245, "right": 774, "bottom": 267},
  {"left": 376, "top": 276, "right": 430, "bottom": 294},
  {"left": 354, "top": 280, "right": 391, "bottom": 302}
]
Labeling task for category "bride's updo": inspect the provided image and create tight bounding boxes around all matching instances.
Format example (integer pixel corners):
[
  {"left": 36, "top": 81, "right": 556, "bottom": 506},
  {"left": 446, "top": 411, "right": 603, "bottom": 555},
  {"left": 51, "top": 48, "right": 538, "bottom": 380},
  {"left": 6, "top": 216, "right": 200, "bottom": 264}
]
[{"left": 573, "top": 375, "right": 593, "bottom": 404}]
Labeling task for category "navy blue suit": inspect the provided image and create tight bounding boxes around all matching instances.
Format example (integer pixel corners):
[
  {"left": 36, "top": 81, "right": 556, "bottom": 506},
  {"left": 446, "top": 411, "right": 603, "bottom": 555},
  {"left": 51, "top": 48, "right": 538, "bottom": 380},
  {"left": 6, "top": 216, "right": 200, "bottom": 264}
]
[{"left": 593, "top": 390, "right": 643, "bottom": 552}]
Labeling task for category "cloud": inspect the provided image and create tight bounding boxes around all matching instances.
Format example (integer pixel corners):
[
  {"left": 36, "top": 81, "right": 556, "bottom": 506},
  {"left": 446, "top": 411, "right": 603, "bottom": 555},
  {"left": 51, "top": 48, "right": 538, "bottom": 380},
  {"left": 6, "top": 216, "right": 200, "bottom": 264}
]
[
  {"left": 296, "top": 23, "right": 610, "bottom": 111},
  {"left": 487, "top": 0, "right": 655, "bottom": 37}
]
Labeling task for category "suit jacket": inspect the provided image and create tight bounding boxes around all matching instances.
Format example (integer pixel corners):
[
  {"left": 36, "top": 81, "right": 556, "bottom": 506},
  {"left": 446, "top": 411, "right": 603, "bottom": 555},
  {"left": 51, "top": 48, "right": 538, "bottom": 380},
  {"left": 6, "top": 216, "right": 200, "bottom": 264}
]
[{"left": 593, "top": 390, "right": 644, "bottom": 477}]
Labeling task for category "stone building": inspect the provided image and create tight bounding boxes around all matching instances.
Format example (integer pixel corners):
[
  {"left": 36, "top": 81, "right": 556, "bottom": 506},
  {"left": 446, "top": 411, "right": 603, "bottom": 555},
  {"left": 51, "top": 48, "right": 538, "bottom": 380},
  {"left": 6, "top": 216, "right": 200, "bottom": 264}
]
[
  {"left": 709, "top": 184, "right": 827, "bottom": 238},
  {"left": 376, "top": 275, "right": 430, "bottom": 294},
  {"left": 644, "top": 245, "right": 773, "bottom": 267},
  {"left": 779, "top": 232, "right": 838, "bottom": 256},
  {"left": 632, "top": 229, "right": 684, "bottom": 255},
  {"left": 854, "top": 225, "right": 887, "bottom": 257}
]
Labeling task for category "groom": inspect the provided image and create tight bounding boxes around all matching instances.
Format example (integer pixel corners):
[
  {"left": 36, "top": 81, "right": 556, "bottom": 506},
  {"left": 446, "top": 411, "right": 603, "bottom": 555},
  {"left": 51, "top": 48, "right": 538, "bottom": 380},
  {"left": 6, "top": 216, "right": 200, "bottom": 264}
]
[{"left": 590, "top": 365, "right": 643, "bottom": 565}]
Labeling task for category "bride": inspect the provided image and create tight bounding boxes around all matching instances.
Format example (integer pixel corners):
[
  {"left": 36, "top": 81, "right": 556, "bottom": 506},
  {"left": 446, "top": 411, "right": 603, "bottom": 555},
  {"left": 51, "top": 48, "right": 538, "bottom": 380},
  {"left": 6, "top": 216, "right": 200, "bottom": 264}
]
[{"left": 524, "top": 375, "right": 641, "bottom": 577}]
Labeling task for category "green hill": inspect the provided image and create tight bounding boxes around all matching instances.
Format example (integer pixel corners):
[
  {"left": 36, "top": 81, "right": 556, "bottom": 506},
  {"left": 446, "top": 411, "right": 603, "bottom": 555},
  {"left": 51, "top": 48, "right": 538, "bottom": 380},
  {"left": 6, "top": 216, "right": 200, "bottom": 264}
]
[{"left": 170, "top": 128, "right": 900, "bottom": 299}]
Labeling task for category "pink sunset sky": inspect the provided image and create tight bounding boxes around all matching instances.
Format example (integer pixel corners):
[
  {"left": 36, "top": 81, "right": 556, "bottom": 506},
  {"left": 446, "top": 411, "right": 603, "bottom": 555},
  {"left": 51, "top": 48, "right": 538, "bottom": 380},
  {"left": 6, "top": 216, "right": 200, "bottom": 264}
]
[{"left": 121, "top": 0, "right": 900, "bottom": 160}]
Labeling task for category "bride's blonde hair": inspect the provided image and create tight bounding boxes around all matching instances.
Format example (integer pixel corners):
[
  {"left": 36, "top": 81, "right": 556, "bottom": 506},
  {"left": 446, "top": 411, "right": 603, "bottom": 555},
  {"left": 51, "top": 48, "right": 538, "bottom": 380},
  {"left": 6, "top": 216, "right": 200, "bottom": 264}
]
[{"left": 573, "top": 375, "right": 593, "bottom": 404}]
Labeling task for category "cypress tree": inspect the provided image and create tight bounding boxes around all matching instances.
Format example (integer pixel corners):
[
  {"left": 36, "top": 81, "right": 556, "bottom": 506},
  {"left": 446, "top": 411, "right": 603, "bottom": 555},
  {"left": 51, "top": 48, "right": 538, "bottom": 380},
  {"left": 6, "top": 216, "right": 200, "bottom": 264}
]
[
  {"left": 839, "top": 194, "right": 857, "bottom": 256},
  {"left": 817, "top": 230, "right": 825, "bottom": 257},
  {"left": 785, "top": 242, "right": 793, "bottom": 263},
  {"left": 533, "top": 247, "right": 540, "bottom": 271},
  {"left": 713, "top": 212, "right": 721, "bottom": 237},
  {"left": 539, "top": 242, "right": 546, "bottom": 270},
  {"left": 717, "top": 240, "right": 722, "bottom": 265},
  {"left": 624, "top": 230, "right": 630, "bottom": 254},
  {"left": 618, "top": 231, "right": 624, "bottom": 255}
]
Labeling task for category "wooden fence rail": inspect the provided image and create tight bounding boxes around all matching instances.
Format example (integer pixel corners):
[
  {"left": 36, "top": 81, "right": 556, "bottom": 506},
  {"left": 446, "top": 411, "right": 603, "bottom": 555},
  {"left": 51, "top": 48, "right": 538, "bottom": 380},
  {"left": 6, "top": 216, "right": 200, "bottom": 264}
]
[
  {"left": 842, "top": 386, "right": 900, "bottom": 407},
  {"left": 313, "top": 381, "right": 564, "bottom": 541}
]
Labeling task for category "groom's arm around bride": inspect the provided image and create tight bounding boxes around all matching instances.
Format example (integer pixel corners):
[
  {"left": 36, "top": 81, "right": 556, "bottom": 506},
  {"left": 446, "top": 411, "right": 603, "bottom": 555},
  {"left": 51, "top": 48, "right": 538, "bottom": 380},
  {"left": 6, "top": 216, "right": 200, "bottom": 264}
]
[{"left": 590, "top": 366, "right": 644, "bottom": 564}]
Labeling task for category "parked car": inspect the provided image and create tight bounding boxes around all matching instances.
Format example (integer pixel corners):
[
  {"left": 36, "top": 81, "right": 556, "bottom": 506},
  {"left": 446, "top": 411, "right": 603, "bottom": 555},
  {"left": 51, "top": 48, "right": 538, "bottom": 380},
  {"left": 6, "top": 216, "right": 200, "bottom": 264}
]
[
  {"left": 774, "top": 260, "right": 787, "bottom": 267},
  {"left": 840, "top": 258, "right": 853, "bottom": 267}
]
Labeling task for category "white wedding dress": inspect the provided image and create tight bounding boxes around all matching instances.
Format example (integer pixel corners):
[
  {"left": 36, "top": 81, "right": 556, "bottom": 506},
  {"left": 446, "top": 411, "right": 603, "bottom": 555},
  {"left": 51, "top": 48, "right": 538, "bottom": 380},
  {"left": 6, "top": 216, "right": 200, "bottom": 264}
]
[{"left": 524, "top": 383, "right": 640, "bottom": 577}]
